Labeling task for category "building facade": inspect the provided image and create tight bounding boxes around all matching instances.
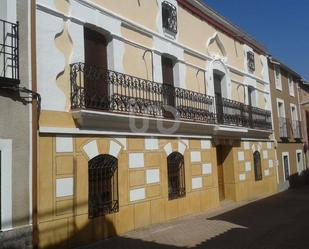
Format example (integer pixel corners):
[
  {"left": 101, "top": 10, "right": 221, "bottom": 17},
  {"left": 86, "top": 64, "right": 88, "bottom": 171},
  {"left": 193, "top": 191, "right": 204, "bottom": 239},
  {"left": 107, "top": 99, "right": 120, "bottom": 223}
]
[
  {"left": 35, "top": 0, "right": 277, "bottom": 248},
  {"left": 298, "top": 80, "right": 309, "bottom": 169},
  {"left": 0, "top": 0, "right": 33, "bottom": 248},
  {"left": 268, "top": 58, "right": 304, "bottom": 190}
]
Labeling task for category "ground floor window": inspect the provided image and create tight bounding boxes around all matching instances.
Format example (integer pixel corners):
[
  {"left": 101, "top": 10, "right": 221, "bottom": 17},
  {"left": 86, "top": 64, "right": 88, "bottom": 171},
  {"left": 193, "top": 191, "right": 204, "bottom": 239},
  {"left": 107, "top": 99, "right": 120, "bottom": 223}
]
[
  {"left": 253, "top": 151, "right": 262, "bottom": 181},
  {"left": 296, "top": 150, "right": 303, "bottom": 174},
  {"left": 167, "top": 152, "right": 186, "bottom": 200},
  {"left": 283, "top": 153, "right": 290, "bottom": 181},
  {"left": 88, "top": 154, "right": 119, "bottom": 218}
]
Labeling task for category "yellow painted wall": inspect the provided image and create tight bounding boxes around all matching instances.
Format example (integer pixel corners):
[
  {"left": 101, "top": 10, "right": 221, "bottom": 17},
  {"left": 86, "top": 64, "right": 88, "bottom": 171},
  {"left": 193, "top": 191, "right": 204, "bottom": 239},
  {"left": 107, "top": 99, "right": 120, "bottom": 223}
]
[
  {"left": 37, "top": 136, "right": 220, "bottom": 248},
  {"left": 90, "top": 0, "right": 159, "bottom": 32}
]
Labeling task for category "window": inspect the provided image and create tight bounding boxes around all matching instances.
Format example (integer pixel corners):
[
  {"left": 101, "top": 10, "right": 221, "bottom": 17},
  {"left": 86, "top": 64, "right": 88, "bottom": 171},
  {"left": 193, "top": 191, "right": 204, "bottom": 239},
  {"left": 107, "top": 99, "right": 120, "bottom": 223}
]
[
  {"left": 253, "top": 151, "right": 262, "bottom": 181},
  {"left": 247, "top": 51, "right": 255, "bottom": 72},
  {"left": 88, "top": 154, "right": 119, "bottom": 218},
  {"left": 290, "top": 104, "right": 301, "bottom": 139},
  {"left": 277, "top": 99, "right": 288, "bottom": 138},
  {"left": 161, "top": 55, "right": 175, "bottom": 119},
  {"left": 296, "top": 150, "right": 303, "bottom": 174},
  {"left": 167, "top": 152, "right": 185, "bottom": 200},
  {"left": 288, "top": 75, "right": 294, "bottom": 96},
  {"left": 282, "top": 153, "right": 290, "bottom": 181},
  {"left": 162, "top": 1, "right": 177, "bottom": 35},
  {"left": 274, "top": 64, "right": 282, "bottom": 90}
]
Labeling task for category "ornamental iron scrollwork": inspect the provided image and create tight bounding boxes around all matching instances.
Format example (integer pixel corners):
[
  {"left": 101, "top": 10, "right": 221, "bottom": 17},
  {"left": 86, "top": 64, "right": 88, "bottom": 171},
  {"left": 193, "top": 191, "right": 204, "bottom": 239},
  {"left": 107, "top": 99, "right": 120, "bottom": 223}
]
[
  {"left": 162, "top": 1, "right": 177, "bottom": 35},
  {"left": 70, "top": 62, "right": 272, "bottom": 130}
]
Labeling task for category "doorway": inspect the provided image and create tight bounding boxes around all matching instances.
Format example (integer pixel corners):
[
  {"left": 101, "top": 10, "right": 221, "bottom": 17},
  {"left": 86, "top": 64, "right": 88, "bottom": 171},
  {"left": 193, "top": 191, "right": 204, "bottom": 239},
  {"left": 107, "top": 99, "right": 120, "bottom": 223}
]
[
  {"left": 214, "top": 71, "right": 223, "bottom": 124},
  {"left": 84, "top": 26, "right": 109, "bottom": 109},
  {"left": 216, "top": 145, "right": 230, "bottom": 201},
  {"left": 161, "top": 55, "right": 175, "bottom": 119}
]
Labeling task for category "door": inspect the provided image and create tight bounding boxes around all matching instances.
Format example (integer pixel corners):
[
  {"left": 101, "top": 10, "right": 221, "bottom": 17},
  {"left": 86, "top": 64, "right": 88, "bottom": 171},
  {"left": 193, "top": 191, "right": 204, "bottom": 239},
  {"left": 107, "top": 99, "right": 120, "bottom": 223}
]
[
  {"left": 216, "top": 145, "right": 225, "bottom": 201},
  {"left": 161, "top": 56, "right": 175, "bottom": 119},
  {"left": 214, "top": 73, "right": 223, "bottom": 123},
  {"left": 84, "top": 27, "right": 108, "bottom": 109},
  {"left": 283, "top": 155, "right": 290, "bottom": 181}
]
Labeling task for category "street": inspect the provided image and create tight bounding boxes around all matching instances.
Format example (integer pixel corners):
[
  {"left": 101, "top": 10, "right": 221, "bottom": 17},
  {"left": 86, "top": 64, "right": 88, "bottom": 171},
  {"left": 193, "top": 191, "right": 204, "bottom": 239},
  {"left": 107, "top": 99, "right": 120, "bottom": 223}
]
[{"left": 80, "top": 186, "right": 309, "bottom": 249}]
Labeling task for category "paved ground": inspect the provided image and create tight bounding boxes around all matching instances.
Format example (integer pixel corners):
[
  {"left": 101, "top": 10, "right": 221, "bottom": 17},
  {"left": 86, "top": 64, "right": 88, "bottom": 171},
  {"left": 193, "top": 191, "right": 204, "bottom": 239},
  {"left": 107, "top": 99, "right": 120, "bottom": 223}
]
[{"left": 80, "top": 186, "right": 309, "bottom": 249}]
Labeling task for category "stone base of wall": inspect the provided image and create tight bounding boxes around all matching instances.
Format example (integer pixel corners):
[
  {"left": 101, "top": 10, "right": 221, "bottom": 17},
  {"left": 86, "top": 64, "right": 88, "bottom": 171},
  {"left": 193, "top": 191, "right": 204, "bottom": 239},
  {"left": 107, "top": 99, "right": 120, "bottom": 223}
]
[{"left": 0, "top": 226, "right": 32, "bottom": 249}]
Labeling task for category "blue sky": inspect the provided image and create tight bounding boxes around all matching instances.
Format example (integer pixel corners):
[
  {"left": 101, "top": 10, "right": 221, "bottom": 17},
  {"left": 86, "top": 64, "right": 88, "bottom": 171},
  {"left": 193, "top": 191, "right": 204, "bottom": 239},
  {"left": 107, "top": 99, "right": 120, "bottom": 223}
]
[{"left": 203, "top": 0, "right": 309, "bottom": 80}]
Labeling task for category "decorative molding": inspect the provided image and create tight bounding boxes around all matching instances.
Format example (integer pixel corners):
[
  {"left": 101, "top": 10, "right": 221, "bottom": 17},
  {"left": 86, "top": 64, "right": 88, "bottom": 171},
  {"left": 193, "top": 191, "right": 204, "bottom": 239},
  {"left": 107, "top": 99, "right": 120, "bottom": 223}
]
[{"left": 206, "top": 32, "right": 227, "bottom": 60}]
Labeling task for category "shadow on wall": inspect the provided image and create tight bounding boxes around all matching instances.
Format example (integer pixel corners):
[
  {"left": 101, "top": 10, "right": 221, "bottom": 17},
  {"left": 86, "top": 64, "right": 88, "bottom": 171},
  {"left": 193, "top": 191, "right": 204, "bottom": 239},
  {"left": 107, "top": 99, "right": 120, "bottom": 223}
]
[
  {"left": 2, "top": 187, "right": 309, "bottom": 249},
  {"left": 289, "top": 169, "right": 309, "bottom": 189}
]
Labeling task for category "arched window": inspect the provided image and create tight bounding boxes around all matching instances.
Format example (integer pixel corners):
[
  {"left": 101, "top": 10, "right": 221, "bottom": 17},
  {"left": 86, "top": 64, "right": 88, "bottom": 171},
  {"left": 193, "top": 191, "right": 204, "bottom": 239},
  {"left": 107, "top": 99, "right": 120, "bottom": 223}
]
[
  {"left": 167, "top": 152, "right": 186, "bottom": 200},
  {"left": 88, "top": 154, "right": 118, "bottom": 218},
  {"left": 253, "top": 151, "right": 262, "bottom": 181}
]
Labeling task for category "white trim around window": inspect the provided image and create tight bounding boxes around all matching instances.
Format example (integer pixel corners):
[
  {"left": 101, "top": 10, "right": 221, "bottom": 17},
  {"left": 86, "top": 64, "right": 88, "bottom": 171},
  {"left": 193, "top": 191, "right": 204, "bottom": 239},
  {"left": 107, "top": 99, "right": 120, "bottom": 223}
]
[
  {"left": 274, "top": 64, "right": 282, "bottom": 91},
  {"left": 276, "top": 98, "right": 285, "bottom": 118},
  {"left": 288, "top": 75, "right": 295, "bottom": 97},
  {"left": 290, "top": 103, "right": 298, "bottom": 121},
  {"left": 0, "top": 139, "right": 13, "bottom": 231},
  {"left": 296, "top": 149, "right": 304, "bottom": 174},
  {"left": 282, "top": 152, "right": 290, "bottom": 182}
]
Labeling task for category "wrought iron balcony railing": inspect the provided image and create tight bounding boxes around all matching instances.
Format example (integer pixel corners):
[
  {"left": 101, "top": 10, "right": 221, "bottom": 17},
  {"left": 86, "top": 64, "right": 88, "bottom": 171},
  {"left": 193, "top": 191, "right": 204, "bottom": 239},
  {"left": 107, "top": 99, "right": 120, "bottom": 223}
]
[
  {"left": 279, "top": 117, "right": 290, "bottom": 138},
  {"left": 70, "top": 63, "right": 272, "bottom": 130},
  {"left": 292, "top": 120, "right": 302, "bottom": 139},
  {"left": 216, "top": 98, "right": 272, "bottom": 130},
  {"left": 0, "top": 19, "right": 19, "bottom": 85},
  {"left": 70, "top": 62, "right": 215, "bottom": 123}
]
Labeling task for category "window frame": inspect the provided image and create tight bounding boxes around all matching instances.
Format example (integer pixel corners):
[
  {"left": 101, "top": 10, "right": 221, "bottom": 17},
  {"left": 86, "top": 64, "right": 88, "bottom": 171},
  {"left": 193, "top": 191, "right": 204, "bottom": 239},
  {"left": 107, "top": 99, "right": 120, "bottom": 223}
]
[
  {"left": 296, "top": 149, "right": 303, "bottom": 174},
  {"left": 162, "top": 1, "right": 177, "bottom": 35},
  {"left": 88, "top": 154, "right": 119, "bottom": 219},
  {"left": 247, "top": 51, "right": 255, "bottom": 72},
  {"left": 288, "top": 75, "right": 295, "bottom": 97},
  {"left": 167, "top": 152, "right": 186, "bottom": 200},
  {"left": 253, "top": 151, "right": 263, "bottom": 181},
  {"left": 274, "top": 64, "right": 282, "bottom": 91},
  {"left": 282, "top": 152, "right": 290, "bottom": 181}
]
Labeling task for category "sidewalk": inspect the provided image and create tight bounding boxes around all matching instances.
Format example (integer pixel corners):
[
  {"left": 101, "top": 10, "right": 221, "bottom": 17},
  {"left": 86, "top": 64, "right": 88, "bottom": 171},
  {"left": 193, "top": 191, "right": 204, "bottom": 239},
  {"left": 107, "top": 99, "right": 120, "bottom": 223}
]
[{"left": 79, "top": 186, "right": 309, "bottom": 249}]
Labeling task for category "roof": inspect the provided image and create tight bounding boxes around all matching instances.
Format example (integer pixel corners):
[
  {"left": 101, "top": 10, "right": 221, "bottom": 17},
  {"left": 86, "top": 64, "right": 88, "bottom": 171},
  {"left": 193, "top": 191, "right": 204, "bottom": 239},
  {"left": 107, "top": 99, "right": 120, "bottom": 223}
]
[{"left": 268, "top": 56, "right": 302, "bottom": 79}]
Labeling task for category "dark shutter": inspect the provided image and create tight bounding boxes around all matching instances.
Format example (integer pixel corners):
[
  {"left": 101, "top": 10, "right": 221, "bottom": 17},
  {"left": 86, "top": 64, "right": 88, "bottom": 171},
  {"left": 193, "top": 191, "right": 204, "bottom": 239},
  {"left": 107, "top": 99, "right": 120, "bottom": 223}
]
[
  {"left": 84, "top": 27, "right": 109, "bottom": 109},
  {"left": 162, "top": 56, "right": 175, "bottom": 118},
  {"left": 253, "top": 151, "right": 262, "bottom": 181},
  {"left": 214, "top": 73, "right": 223, "bottom": 123}
]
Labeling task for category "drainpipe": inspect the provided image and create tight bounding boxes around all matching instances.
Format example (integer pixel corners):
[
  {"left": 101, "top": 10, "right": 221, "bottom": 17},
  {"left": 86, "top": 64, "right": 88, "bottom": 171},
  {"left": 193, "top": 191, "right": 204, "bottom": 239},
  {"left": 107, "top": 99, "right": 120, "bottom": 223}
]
[{"left": 31, "top": 0, "right": 38, "bottom": 248}]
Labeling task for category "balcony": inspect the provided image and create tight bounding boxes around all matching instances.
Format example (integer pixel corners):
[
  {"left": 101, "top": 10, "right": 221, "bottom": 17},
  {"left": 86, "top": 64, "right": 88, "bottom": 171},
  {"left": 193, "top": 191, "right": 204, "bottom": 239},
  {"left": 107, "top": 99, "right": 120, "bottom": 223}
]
[
  {"left": 0, "top": 19, "right": 19, "bottom": 86},
  {"left": 70, "top": 63, "right": 272, "bottom": 136},
  {"left": 279, "top": 117, "right": 290, "bottom": 138},
  {"left": 292, "top": 120, "right": 302, "bottom": 140}
]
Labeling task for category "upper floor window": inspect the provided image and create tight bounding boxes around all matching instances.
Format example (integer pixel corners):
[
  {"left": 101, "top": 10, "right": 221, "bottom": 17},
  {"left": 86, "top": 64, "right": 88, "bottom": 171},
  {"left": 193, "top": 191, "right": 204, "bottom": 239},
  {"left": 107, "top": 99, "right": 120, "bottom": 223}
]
[
  {"left": 253, "top": 151, "right": 262, "bottom": 181},
  {"left": 88, "top": 154, "right": 119, "bottom": 218},
  {"left": 162, "top": 1, "right": 177, "bottom": 35},
  {"left": 288, "top": 75, "right": 294, "bottom": 96},
  {"left": 247, "top": 51, "right": 255, "bottom": 72},
  {"left": 274, "top": 64, "right": 282, "bottom": 90},
  {"left": 167, "top": 152, "right": 185, "bottom": 200}
]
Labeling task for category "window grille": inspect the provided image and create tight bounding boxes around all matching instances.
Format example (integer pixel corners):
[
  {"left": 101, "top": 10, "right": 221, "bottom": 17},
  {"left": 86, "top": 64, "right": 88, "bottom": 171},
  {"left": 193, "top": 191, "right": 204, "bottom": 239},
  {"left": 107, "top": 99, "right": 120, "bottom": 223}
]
[
  {"left": 162, "top": 1, "right": 177, "bottom": 35},
  {"left": 167, "top": 152, "right": 185, "bottom": 200},
  {"left": 88, "top": 154, "right": 119, "bottom": 218},
  {"left": 247, "top": 51, "right": 255, "bottom": 72},
  {"left": 253, "top": 151, "right": 262, "bottom": 181}
]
